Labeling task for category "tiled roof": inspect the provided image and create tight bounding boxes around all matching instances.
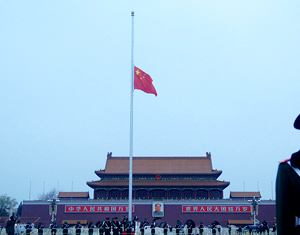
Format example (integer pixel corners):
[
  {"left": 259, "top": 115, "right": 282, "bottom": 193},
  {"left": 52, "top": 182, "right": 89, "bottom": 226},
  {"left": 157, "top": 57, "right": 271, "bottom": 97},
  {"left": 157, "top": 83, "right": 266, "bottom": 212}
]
[
  {"left": 230, "top": 191, "right": 261, "bottom": 198},
  {"left": 96, "top": 154, "right": 217, "bottom": 175},
  {"left": 18, "top": 217, "right": 41, "bottom": 223},
  {"left": 87, "top": 179, "right": 229, "bottom": 188},
  {"left": 228, "top": 220, "right": 254, "bottom": 225},
  {"left": 58, "top": 192, "right": 89, "bottom": 198},
  {"left": 62, "top": 220, "right": 88, "bottom": 225}
]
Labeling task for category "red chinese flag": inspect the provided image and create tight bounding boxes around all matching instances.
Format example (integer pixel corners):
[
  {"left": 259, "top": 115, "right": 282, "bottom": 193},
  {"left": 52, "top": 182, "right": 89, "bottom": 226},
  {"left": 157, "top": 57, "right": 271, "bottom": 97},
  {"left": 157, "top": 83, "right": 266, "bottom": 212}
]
[{"left": 134, "top": 66, "right": 157, "bottom": 96}]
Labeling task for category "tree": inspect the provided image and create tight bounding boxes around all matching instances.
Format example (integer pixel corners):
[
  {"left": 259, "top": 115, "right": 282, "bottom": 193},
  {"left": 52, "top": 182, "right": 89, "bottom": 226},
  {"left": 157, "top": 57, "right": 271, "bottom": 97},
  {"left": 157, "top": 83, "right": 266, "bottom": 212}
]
[
  {"left": 0, "top": 194, "right": 18, "bottom": 217},
  {"left": 38, "top": 188, "right": 58, "bottom": 200}
]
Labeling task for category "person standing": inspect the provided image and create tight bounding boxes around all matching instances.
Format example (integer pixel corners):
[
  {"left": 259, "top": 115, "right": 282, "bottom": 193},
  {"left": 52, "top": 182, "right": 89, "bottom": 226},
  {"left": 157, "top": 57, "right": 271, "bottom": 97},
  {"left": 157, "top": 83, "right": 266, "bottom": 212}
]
[
  {"left": 62, "top": 221, "right": 69, "bottom": 235},
  {"left": 5, "top": 216, "right": 15, "bottom": 235},
  {"left": 175, "top": 220, "right": 182, "bottom": 235},
  {"left": 103, "top": 217, "right": 111, "bottom": 235},
  {"left": 121, "top": 216, "right": 128, "bottom": 232},
  {"left": 98, "top": 221, "right": 104, "bottom": 235},
  {"left": 150, "top": 221, "right": 155, "bottom": 235},
  {"left": 112, "top": 217, "right": 121, "bottom": 235},
  {"left": 25, "top": 222, "right": 32, "bottom": 235},
  {"left": 199, "top": 222, "right": 204, "bottom": 235},
  {"left": 139, "top": 218, "right": 148, "bottom": 235},
  {"left": 50, "top": 221, "right": 58, "bottom": 235},
  {"left": 75, "top": 221, "right": 82, "bottom": 235},
  {"left": 276, "top": 114, "right": 300, "bottom": 235},
  {"left": 187, "top": 223, "right": 193, "bottom": 235},
  {"left": 88, "top": 221, "right": 95, "bottom": 235},
  {"left": 37, "top": 222, "right": 44, "bottom": 235}
]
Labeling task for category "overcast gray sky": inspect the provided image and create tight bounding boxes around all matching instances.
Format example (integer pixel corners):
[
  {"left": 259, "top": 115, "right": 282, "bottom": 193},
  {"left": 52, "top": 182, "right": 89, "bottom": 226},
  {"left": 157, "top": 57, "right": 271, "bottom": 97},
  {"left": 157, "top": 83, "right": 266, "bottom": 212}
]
[{"left": 1, "top": 1, "right": 300, "bottom": 204}]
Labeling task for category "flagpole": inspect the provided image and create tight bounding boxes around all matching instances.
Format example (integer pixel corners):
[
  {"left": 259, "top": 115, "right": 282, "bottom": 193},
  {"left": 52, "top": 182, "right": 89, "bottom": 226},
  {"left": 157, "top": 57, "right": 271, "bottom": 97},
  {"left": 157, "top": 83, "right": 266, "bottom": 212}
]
[{"left": 128, "top": 10, "right": 134, "bottom": 222}]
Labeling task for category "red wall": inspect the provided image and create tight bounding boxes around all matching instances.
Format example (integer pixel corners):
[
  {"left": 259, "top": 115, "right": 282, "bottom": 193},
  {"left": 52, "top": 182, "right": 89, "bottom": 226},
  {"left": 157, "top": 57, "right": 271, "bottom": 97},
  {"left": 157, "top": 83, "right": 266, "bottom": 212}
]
[{"left": 21, "top": 200, "right": 275, "bottom": 228}]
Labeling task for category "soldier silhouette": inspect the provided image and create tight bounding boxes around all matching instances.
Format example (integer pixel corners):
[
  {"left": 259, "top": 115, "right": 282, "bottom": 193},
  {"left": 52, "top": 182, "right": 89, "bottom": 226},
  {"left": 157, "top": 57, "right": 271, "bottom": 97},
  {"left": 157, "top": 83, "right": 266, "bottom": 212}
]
[
  {"left": 88, "top": 221, "right": 95, "bottom": 235},
  {"left": 175, "top": 220, "right": 182, "bottom": 235},
  {"left": 199, "top": 222, "right": 204, "bottom": 235},
  {"left": 103, "top": 218, "right": 111, "bottom": 235},
  {"left": 25, "top": 222, "right": 32, "bottom": 235},
  {"left": 5, "top": 216, "right": 15, "bottom": 235},
  {"left": 75, "top": 221, "right": 82, "bottom": 235},
  {"left": 112, "top": 217, "right": 121, "bottom": 235},
  {"left": 276, "top": 114, "right": 300, "bottom": 235},
  {"left": 37, "top": 222, "right": 44, "bottom": 235},
  {"left": 97, "top": 221, "right": 104, "bottom": 235},
  {"left": 50, "top": 221, "right": 57, "bottom": 235},
  {"left": 62, "top": 221, "right": 69, "bottom": 235}
]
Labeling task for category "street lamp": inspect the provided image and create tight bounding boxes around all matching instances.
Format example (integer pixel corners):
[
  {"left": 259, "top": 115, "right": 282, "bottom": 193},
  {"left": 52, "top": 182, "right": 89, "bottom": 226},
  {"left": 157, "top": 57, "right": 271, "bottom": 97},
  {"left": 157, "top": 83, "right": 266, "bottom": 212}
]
[
  {"left": 48, "top": 198, "right": 60, "bottom": 223},
  {"left": 249, "top": 197, "right": 260, "bottom": 225}
]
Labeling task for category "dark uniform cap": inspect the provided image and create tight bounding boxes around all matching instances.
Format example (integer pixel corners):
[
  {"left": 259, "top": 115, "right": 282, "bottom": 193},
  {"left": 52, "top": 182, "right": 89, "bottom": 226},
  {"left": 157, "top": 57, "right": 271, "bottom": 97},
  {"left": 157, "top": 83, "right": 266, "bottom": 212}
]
[
  {"left": 106, "top": 218, "right": 109, "bottom": 220},
  {"left": 294, "top": 114, "right": 300, "bottom": 130}
]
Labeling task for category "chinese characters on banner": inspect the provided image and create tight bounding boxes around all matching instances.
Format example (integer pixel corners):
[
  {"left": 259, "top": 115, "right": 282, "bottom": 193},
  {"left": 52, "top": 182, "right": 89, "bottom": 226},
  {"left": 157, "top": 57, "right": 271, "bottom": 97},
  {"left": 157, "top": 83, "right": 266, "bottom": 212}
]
[
  {"left": 65, "top": 205, "right": 250, "bottom": 213},
  {"left": 65, "top": 205, "right": 134, "bottom": 213},
  {"left": 182, "top": 205, "right": 251, "bottom": 213}
]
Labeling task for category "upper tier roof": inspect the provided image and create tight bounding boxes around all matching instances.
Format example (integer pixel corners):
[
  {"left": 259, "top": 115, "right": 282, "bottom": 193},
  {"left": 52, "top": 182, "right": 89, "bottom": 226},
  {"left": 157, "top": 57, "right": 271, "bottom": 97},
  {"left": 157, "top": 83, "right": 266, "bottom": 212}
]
[{"left": 95, "top": 152, "right": 220, "bottom": 175}]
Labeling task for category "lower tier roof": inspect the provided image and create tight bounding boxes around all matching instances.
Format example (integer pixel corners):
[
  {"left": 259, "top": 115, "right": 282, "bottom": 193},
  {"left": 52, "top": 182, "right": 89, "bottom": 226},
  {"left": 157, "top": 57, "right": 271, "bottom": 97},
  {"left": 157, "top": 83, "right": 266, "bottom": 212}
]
[{"left": 87, "top": 179, "right": 230, "bottom": 189}]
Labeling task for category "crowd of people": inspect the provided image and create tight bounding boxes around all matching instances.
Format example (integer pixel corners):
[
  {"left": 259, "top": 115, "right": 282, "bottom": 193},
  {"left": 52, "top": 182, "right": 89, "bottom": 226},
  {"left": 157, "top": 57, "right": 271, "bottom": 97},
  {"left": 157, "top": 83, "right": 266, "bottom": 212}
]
[
  {"left": 3, "top": 215, "right": 139, "bottom": 235},
  {"left": 3, "top": 214, "right": 277, "bottom": 235}
]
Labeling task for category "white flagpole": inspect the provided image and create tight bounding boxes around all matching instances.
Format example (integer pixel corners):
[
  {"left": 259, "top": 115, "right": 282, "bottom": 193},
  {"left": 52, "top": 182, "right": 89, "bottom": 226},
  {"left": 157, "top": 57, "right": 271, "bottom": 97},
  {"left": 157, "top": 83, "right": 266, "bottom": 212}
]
[{"left": 128, "top": 10, "right": 134, "bottom": 222}]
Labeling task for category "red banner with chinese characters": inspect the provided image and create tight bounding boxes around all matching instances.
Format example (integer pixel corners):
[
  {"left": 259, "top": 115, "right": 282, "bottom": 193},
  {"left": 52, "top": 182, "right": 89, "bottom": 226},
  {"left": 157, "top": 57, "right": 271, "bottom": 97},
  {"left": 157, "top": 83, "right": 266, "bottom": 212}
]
[
  {"left": 65, "top": 205, "right": 134, "bottom": 213},
  {"left": 182, "top": 205, "right": 251, "bottom": 213}
]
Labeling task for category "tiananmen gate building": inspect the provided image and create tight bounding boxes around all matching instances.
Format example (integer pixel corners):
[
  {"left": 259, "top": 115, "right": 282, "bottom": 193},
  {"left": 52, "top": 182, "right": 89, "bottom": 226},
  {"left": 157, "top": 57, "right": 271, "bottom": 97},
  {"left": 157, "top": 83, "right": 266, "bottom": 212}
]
[
  {"left": 87, "top": 152, "right": 229, "bottom": 200},
  {"left": 20, "top": 152, "right": 276, "bottom": 228}
]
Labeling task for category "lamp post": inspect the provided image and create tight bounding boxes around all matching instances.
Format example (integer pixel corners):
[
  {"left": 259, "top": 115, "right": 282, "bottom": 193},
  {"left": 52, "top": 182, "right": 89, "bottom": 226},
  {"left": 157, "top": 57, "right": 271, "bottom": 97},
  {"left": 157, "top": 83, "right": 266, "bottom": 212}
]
[
  {"left": 48, "top": 198, "right": 59, "bottom": 223},
  {"left": 249, "top": 197, "right": 260, "bottom": 225}
]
